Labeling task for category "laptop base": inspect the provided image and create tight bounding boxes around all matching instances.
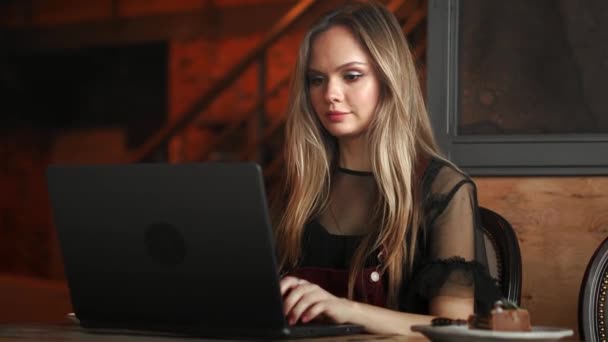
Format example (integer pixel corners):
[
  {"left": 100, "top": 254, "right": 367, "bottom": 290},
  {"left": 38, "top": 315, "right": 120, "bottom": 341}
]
[{"left": 80, "top": 320, "right": 364, "bottom": 339}]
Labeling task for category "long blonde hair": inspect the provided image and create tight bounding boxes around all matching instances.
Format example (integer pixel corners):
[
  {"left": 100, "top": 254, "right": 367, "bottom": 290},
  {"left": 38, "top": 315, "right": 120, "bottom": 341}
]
[{"left": 274, "top": 1, "right": 442, "bottom": 309}]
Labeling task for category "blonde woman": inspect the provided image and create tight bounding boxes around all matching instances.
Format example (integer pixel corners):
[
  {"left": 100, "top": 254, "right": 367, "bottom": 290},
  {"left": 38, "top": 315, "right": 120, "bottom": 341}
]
[{"left": 273, "top": 0, "right": 501, "bottom": 335}]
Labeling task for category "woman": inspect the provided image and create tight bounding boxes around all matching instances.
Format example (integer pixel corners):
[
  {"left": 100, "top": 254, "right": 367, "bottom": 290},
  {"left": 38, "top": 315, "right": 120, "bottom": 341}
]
[{"left": 272, "top": 1, "right": 501, "bottom": 335}]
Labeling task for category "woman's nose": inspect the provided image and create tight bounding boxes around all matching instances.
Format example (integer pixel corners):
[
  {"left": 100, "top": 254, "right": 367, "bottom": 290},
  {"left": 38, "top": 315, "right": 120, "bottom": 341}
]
[{"left": 324, "top": 79, "right": 343, "bottom": 103}]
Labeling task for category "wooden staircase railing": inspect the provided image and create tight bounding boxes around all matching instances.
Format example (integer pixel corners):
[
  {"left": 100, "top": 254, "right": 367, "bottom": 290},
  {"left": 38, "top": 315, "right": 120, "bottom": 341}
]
[
  {"left": 195, "top": 76, "right": 291, "bottom": 162},
  {"left": 124, "top": 0, "right": 320, "bottom": 163}
]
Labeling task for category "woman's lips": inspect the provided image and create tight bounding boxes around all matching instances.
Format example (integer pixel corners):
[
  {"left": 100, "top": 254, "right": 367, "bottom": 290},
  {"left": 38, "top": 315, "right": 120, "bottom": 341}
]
[{"left": 327, "top": 111, "right": 349, "bottom": 122}]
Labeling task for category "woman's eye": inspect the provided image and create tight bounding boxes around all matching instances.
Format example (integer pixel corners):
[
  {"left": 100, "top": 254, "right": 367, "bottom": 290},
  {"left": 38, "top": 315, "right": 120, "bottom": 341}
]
[
  {"left": 308, "top": 76, "right": 324, "bottom": 86},
  {"left": 344, "top": 73, "right": 363, "bottom": 81}
]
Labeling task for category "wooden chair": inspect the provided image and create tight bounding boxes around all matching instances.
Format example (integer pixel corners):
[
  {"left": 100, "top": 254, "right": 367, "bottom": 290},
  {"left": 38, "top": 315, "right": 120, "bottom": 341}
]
[
  {"left": 579, "top": 236, "right": 608, "bottom": 342},
  {"left": 479, "top": 207, "right": 522, "bottom": 305}
]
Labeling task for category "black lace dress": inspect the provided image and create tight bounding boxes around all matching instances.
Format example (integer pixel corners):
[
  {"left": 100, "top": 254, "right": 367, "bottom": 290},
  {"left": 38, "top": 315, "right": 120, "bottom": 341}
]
[{"left": 287, "top": 157, "right": 502, "bottom": 315}]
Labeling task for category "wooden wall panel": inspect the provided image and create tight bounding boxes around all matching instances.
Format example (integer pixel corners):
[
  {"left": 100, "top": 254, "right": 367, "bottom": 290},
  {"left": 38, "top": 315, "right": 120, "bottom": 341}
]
[{"left": 475, "top": 176, "right": 608, "bottom": 337}]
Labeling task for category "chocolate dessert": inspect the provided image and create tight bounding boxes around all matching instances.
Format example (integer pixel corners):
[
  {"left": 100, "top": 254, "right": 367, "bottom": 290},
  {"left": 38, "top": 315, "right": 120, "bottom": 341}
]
[{"left": 469, "top": 300, "right": 531, "bottom": 332}]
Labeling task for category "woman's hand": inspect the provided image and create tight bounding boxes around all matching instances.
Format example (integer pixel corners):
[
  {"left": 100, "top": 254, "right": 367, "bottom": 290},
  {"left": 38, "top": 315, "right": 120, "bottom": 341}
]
[
  {"left": 279, "top": 276, "right": 436, "bottom": 335},
  {"left": 279, "top": 276, "right": 357, "bottom": 325}
]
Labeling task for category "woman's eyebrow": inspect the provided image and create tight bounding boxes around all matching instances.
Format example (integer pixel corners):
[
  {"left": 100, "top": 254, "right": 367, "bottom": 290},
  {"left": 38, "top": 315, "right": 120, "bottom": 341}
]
[{"left": 308, "top": 61, "right": 368, "bottom": 74}]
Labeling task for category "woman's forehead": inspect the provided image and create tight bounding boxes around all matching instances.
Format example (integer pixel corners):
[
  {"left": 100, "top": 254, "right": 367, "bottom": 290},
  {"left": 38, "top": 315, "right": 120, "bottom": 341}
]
[{"left": 308, "top": 25, "right": 370, "bottom": 71}]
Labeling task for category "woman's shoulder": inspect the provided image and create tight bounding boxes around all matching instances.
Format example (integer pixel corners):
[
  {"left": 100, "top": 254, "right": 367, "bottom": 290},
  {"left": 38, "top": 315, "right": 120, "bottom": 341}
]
[
  {"left": 422, "top": 156, "right": 475, "bottom": 193},
  {"left": 424, "top": 156, "right": 471, "bottom": 178}
]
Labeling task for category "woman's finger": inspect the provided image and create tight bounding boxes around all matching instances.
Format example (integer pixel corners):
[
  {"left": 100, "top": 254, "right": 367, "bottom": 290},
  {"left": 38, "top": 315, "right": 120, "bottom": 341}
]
[
  {"left": 283, "top": 282, "right": 317, "bottom": 316},
  {"left": 288, "top": 290, "right": 328, "bottom": 325},
  {"left": 279, "top": 276, "right": 306, "bottom": 296},
  {"left": 300, "top": 301, "right": 327, "bottom": 324}
]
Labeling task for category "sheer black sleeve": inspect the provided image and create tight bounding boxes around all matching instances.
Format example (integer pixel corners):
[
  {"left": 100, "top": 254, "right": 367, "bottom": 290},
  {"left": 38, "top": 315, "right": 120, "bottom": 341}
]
[{"left": 401, "top": 160, "right": 502, "bottom": 315}]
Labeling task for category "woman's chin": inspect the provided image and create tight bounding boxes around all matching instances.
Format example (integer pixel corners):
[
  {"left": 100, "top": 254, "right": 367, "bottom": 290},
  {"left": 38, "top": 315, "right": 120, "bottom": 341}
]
[{"left": 327, "top": 129, "right": 366, "bottom": 140}]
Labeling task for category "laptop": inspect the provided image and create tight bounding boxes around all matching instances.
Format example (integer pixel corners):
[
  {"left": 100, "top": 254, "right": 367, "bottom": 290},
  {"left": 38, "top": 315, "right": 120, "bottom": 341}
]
[{"left": 46, "top": 162, "right": 362, "bottom": 339}]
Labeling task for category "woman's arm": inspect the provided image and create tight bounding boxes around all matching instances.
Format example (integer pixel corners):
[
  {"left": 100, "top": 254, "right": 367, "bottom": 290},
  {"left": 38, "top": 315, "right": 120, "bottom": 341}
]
[
  {"left": 430, "top": 295, "right": 474, "bottom": 320},
  {"left": 281, "top": 276, "right": 473, "bottom": 335},
  {"left": 348, "top": 295, "right": 474, "bottom": 335}
]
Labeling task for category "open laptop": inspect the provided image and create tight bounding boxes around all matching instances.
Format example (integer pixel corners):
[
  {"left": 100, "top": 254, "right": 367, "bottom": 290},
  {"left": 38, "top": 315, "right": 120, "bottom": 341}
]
[{"left": 46, "top": 162, "right": 362, "bottom": 339}]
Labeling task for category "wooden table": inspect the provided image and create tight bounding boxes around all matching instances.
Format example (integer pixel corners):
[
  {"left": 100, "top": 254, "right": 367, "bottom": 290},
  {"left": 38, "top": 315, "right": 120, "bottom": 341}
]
[{"left": 0, "top": 324, "right": 427, "bottom": 341}]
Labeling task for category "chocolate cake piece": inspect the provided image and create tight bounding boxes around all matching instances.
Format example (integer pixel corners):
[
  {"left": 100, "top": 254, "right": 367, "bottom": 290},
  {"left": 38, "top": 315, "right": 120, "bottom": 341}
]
[{"left": 469, "top": 300, "right": 532, "bottom": 332}]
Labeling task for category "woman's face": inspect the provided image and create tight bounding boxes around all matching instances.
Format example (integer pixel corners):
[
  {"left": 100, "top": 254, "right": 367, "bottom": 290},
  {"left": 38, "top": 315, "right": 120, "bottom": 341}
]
[{"left": 307, "top": 25, "right": 381, "bottom": 140}]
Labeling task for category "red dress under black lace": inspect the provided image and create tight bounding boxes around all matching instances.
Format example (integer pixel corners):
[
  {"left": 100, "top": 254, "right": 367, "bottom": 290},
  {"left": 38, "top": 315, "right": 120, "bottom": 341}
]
[{"left": 286, "top": 157, "right": 501, "bottom": 315}]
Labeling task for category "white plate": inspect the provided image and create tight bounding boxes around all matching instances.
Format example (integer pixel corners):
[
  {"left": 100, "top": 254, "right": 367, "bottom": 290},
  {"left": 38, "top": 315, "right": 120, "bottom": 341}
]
[{"left": 411, "top": 325, "right": 573, "bottom": 342}]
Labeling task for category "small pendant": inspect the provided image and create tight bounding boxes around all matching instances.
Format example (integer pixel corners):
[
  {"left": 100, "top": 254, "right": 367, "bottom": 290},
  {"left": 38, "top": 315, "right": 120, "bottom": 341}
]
[{"left": 370, "top": 271, "right": 380, "bottom": 282}]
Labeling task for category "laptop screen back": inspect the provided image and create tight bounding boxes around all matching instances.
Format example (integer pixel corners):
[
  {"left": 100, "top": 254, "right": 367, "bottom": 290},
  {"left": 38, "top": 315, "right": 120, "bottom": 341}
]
[{"left": 47, "top": 163, "right": 286, "bottom": 332}]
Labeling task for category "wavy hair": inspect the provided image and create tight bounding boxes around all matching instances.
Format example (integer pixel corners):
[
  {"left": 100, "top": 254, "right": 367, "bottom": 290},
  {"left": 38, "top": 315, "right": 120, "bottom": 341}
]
[{"left": 274, "top": 0, "right": 443, "bottom": 309}]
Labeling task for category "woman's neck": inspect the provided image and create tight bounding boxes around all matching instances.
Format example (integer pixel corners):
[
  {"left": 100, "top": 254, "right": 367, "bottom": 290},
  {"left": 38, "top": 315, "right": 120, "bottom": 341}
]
[{"left": 338, "top": 136, "right": 371, "bottom": 172}]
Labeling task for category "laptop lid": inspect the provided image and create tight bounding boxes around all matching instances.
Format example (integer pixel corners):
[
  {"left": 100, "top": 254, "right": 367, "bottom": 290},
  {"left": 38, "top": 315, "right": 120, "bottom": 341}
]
[{"left": 47, "top": 163, "right": 289, "bottom": 335}]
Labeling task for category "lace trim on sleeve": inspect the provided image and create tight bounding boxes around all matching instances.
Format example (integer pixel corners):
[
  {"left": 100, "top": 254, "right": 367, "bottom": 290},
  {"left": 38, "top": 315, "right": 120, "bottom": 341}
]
[{"left": 412, "top": 256, "right": 502, "bottom": 314}]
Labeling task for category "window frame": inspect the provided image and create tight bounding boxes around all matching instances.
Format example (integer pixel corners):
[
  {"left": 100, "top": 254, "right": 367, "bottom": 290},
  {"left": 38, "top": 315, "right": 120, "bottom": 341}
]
[{"left": 427, "top": 0, "right": 608, "bottom": 176}]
